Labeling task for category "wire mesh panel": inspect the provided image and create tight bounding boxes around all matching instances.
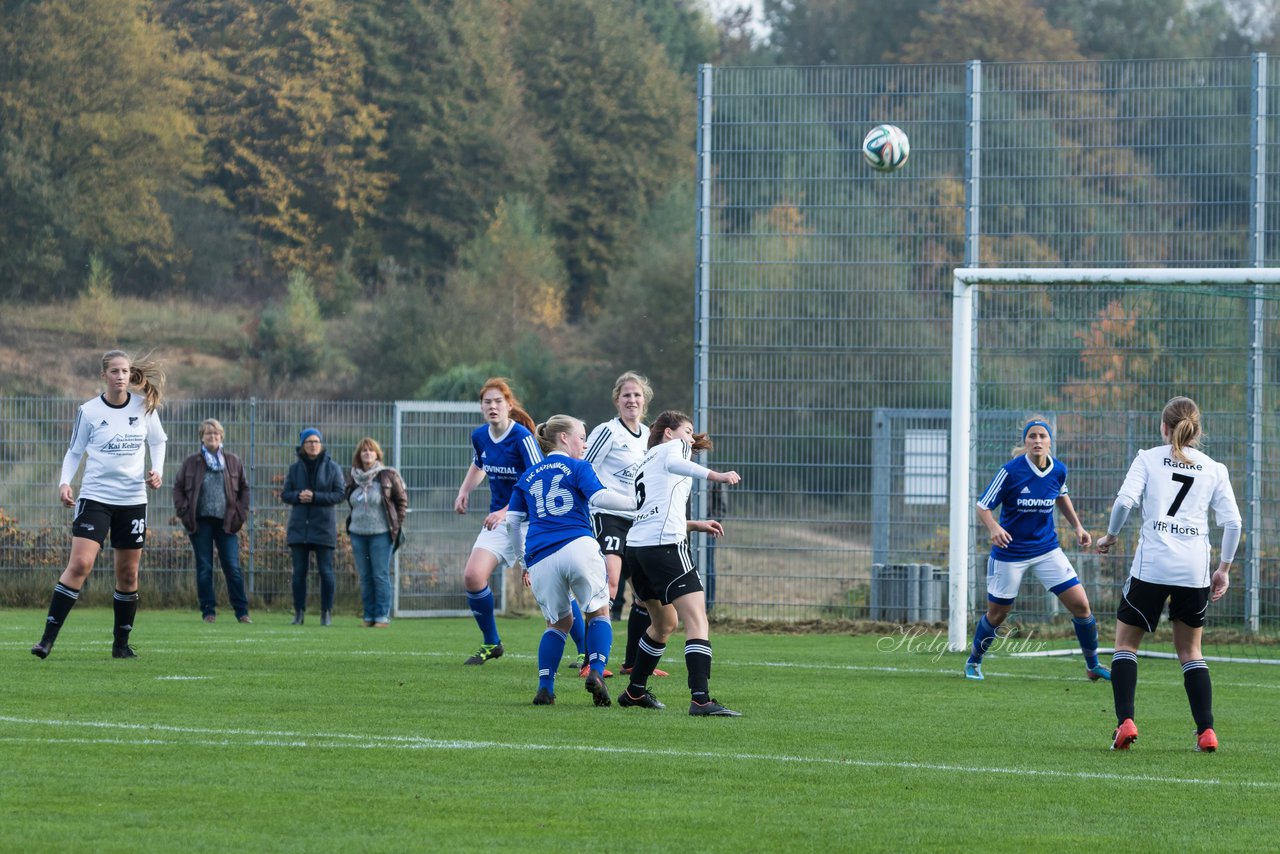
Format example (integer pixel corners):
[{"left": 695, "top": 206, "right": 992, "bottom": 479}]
[
  {"left": 699, "top": 57, "right": 1279, "bottom": 625},
  {"left": 393, "top": 402, "right": 488, "bottom": 617},
  {"left": 0, "top": 397, "right": 485, "bottom": 616}
]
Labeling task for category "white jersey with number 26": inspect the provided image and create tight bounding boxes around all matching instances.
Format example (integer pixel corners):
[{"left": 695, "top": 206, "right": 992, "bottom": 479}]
[{"left": 1115, "top": 444, "right": 1240, "bottom": 587}]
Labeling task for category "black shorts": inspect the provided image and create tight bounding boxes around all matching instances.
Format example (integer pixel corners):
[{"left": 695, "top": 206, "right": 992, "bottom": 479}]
[
  {"left": 627, "top": 542, "right": 703, "bottom": 605},
  {"left": 1117, "top": 575, "right": 1210, "bottom": 631},
  {"left": 592, "top": 514, "right": 632, "bottom": 556},
  {"left": 72, "top": 498, "right": 148, "bottom": 549}
]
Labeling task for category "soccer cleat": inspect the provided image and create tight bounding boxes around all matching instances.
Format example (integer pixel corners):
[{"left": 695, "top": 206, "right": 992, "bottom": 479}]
[
  {"left": 620, "top": 665, "right": 669, "bottom": 678},
  {"left": 532, "top": 687, "right": 555, "bottom": 706},
  {"left": 579, "top": 664, "right": 615, "bottom": 679},
  {"left": 1111, "top": 718, "right": 1138, "bottom": 750},
  {"left": 618, "top": 688, "right": 666, "bottom": 710},
  {"left": 31, "top": 641, "right": 52, "bottom": 659},
  {"left": 1196, "top": 728, "right": 1218, "bottom": 752},
  {"left": 203, "top": 614, "right": 216, "bottom": 623},
  {"left": 568, "top": 652, "right": 586, "bottom": 672},
  {"left": 1086, "top": 663, "right": 1112, "bottom": 682},
  {"left": 464, "top": 643, "right": 504, "bottom": 665},
  {"left": 238, "top": 615, "right": 253, "bottom": 624},
  {"left": 689, "top": 698, "right": 742, "bottom": 717},
  {"left": 112, "top": 643, "right": 138, "bottom": 659},
  {"left": 964, "top": 661, "right": 984, "bottom": 681},
  {"left": 584, "top": 671, "right": 612, "bottom": 707}
]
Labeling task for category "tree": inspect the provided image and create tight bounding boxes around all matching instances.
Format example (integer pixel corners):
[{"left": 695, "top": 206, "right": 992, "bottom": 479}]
[
  {"left": 893, "top": 0, "right": 1083, "bottom": 64},
  {"left": 763, "top": 0, "right": 938, "bottom": 65},
  {"left": 634, "top": 0, "right": 719, "bottom": 76},
  {"left": 511, "top": 0, "right": 694, "bottom": 319},
  {"left": 351, "top": 0, "right": 550, "bottom": 285},
  {"left": 1037, "top": 0, "right": 1246, "bottom": 60},
  {"left": 0, "top": 0, "right": 201, "bottom": 298},
  {"left": 432, "top": 196, "right": 570, "bottom": 366},
  {"left": 159, "top": 0, "right": 388, "bottom": 285}
]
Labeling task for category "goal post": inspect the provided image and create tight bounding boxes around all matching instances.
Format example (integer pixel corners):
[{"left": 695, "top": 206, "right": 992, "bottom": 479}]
[{"left": 948, "top": 267, "right": 1280, "bottom": 653}]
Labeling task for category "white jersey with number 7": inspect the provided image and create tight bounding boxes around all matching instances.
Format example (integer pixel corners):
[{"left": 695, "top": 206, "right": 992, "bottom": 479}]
[{"left": 1115, "top": 444, "right": 1240, "bottom": 587}]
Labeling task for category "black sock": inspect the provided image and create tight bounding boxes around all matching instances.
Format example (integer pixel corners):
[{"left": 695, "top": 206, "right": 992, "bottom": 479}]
[
  {"left": 1182, "top": 659, "right": 1214, "bottom": 733},
  {"left": 113, "top": 589, "right": 139, "bottom": 646},
  {"left": 624, "top": 604, "right": 652, "bottom": 669},
  {"left": 41, "top": 583, "right": 81, "bottom": 644},
  {"left": 685, "top": 637, "right": 712, "bottom": 702},
  {"left": 627, "top": 632, "right": 665, "bottom": 694},
  {"left": 1111, "top": 650, "right": 1138, "bottom": 724}
]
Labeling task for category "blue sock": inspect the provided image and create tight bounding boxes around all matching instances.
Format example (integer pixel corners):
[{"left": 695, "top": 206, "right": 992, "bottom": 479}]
[
  {"left": 466, "top": 586, "right": 501, "bottom": 646},
  {"left": 586, "top": 616, "right": 612, "bottom": 675},
  {"left": 538, "top": 628, "right": 567, "bottom": 693},
  {"left": 1073, "top": 615, "right": 1100, "bottom": 669},
  {"left": 969, "top": 615, "right": 997, "bottom": 664},
  {"left": 569, "top": 599, "right": 586, "bottom": 654}
]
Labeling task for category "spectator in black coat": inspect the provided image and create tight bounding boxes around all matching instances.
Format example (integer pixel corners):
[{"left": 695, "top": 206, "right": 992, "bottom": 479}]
[{"left": 281, "top": 428, "right": 345, "bottom": 626}]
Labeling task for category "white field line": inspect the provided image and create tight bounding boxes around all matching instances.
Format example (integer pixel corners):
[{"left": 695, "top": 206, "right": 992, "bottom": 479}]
[
  {"left": 0, "top": 715, "right": 1271, "bottom": 790},
  {"left": 8, "top": 641, "right": 1280, "bottom": 691}
]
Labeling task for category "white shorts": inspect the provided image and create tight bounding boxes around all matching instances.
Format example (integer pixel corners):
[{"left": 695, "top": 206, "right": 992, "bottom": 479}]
[
  {"left": 985, "top": 547, "right": 1079, "bottom": 603},
  {"left": 471, "top": 518, "right": 528, "bottom": 568},
  {"left": 528, "top": 536, "right": 609, "bottom": 624}
]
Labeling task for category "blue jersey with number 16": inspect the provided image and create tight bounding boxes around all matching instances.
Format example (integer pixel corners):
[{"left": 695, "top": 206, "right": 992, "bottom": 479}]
[{"left": 509, "top": 453, "right": 606, "bottom": 566}]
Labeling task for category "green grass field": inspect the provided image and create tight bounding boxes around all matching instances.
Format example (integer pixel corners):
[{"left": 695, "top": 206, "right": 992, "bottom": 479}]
[{"left": 3, "top": 609, "right": 1277, "bottom": 853}]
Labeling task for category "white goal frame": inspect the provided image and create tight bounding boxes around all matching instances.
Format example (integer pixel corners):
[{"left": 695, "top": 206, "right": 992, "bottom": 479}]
[{"left": 947, "top": 267, "right": 1279, "bottom": 651}]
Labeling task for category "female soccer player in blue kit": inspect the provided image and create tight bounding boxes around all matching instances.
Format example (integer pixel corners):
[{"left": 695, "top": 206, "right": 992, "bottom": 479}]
[
  {"left": 507, "top": 415, "right": 635, "bottom": 706},
  {"left": 965, "top": 417, "right": 1110, "bottom": 682},
  {"left": 453, "top": 378, "right": 542, "bottom": 665}
]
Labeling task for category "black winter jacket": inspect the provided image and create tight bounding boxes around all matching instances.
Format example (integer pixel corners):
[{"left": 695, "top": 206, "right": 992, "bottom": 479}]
[{"left": 281, "top": 448, "right": 345, "bottom": 547}]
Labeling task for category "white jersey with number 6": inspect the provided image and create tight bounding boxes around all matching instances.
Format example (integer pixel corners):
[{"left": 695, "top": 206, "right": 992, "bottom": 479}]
[
  {"left": 627, "top": 439, "right": 713, "bottom": 547},
  {"left": 1115, "top": 444, "right": 1240, "bottom": 587}
]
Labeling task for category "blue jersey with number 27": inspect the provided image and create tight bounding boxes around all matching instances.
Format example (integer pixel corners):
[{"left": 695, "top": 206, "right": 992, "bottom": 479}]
[
  {"left": 509, "top": 452, "right": 606, "bottom": 566},
  {"left": 976, "top": 454, "right": 1068, "bottom": 561}
]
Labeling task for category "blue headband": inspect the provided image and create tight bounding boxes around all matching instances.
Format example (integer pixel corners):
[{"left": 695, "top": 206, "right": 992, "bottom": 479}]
[{"left": 1022, "top": 420, "right": 1052, "bottom": 442}]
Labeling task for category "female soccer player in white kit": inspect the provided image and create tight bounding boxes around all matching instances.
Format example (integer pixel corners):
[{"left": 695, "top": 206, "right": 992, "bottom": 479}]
[
  {"left": 620, "top": 410, "right": 741, "bottom": 716},
  {"left": 1095, "top": 396, "right": 1241, "bottom": 752},
  {"left": 32, "top": 350, "right": 167, "bottom": 660},
  {"left": 507, "top": 415, "right": 635, "bottom": 706},
  {"left": 584, "top": 371, "right": 666, "bottom": 677}
]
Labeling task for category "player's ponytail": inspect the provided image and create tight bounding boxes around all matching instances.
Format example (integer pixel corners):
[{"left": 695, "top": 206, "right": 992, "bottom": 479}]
[
  {"left": 534, "top": 415, "right": 582, "bottom": 455},
  {"left": 648, "top": 410, "right": 713, "bottom": 453},
  {"left": 102, "top": 349, "right": 165, "bottom": 413},
  {"left": 1162, "top": 396, "right": 1202, "bottom": 463}
]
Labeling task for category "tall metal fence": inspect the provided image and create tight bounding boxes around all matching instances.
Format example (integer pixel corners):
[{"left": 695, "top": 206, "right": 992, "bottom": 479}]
[
  {"left": 0, "top": 397, "right": 497, "bottom": 614},
  {"left": 693, "top": 57, "right": 1280, "bottom": 634}
]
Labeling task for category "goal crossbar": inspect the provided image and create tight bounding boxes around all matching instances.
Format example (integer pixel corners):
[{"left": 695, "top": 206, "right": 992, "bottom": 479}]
[{"left": 947, "top": 267, "right": 1280, "bottom": 651}]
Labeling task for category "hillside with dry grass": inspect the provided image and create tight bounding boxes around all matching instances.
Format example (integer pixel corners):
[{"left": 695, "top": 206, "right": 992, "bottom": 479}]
[{"left": 0, "top": 295, "right": 259, "bottom": 400}]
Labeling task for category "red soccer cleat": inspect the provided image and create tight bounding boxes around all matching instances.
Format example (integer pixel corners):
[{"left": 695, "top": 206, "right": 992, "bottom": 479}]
[
  {"left": 1196, "top": 728, "right": 1218, "bottom": 752},
  {"left": 1111, "top": 718, "right": 1138, "bottom": 751}
]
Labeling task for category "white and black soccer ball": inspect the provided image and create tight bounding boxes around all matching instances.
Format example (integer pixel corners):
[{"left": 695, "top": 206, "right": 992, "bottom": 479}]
[{"left": 862, "top": 124, "right": 910, "bottom": 172}]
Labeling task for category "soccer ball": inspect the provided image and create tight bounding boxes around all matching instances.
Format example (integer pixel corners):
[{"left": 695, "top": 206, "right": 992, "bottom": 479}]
[{"left": 862, "top": 124, "right": 910, "bottom": 172}]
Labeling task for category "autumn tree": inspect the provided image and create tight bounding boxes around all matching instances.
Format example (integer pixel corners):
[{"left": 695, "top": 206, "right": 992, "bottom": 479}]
[
  {"left": 511, "top": 0, "right": 694, "bottom": 320},
  {"left": 159, "top": 0, "right": 388, "bottom": 288},
  {"left": 351, "top": 0, "right": 549, "bottom": 285},
  {"left": 0, "top": 0, "right": 201, "bottom": 298}
]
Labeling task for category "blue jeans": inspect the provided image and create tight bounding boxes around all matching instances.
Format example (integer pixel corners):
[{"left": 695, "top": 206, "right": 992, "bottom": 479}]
[
  {"left": 191, "top": 517, "right": 249, "bottom": 619},
  {"left": 349, "top": 532, "right": 393, "bottom": 623},
  {"left": 291, "top": 545, "right": 335, "bottom": 612}
]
